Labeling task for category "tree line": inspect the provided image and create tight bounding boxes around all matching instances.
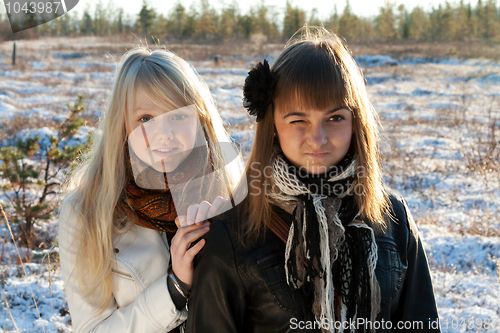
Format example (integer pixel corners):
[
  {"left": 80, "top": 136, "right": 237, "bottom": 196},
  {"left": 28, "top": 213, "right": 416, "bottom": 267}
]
[{"left": 1, "top": 0, "right": 500, "bottom": 43}]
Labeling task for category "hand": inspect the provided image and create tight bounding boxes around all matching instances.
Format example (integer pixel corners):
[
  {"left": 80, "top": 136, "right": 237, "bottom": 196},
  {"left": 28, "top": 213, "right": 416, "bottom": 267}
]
[
  {"left": 177, "top": 196, "right": 230, "bottom": 227},
  {"left": 170, "top": 196, "right": 229, "bottom": 290},
  {"left": 170, "top": 221, "right": 210, "bottom": 291}
]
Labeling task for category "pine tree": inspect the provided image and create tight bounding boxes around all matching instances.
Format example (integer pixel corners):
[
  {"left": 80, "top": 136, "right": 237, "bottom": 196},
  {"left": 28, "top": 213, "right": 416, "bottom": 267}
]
[
  {"left": 396, "top": 4, "right": 410, "bottom": 39},
  {"left": 309, "top": 8, "right": 323, "bottom": 27},
  {"left": 475, "top": 0, "right": 485, "bottom": 38},
  {"left": 376, "top": 1, "right": 397, "bottom": 41},
  {"left": 81, "top": 10, "right": 93, "bottom": 35},
  {"left": 468, "top": 2, "right": 480, "bottom": 39},
  {"left": 328, "top": 4, "right": 340, "bottom": 33},
  {"left": 195, "top": 0, "right": 217, "bottom": 39},
  {"left": 93, "top": 0, "right": 108, "bottom": 35},
  {"left": 454, "top": 0, "right": 469, "bottom": 40},
  {"left": 218, "top": 7, "right": 235, "bottom": 38},
  {"left": 408, "top": 6, "right": 428, "bottom": 40},
  {"left": 151, "top": 14, "right": 168, "bottom": 41},
  {"left": 116, "top": 8, "right": 124, "bottom": 34},
  {"left": 182, "top": 4, "right": 198, "bottom": 38},
  {"left": 283, "top": 1, "right": 306, "bottom": 39},
  {"left": 138, "top": 0, "right": 156, "bottom": 37},
  {"left": 338, "top": 0, "right": 357, "bottom": 41},
  {"left": 429, "top": 4, "right": 443, "bottom": 41},
  {"left": 248, "top": 1, "right": 279, "bottom": 39},
  {"left": 0, "top": 95, "right": 92, "bottom": 252},
  {"left": 483, "top": 0, "right": 499, "bottom": 40},
  {"left": 440, "top": 1, "right": 456, "bottom": 41},
  {"left": 237, "top": 13, "right": 254, "bottom": 39},
  {"left": 254, "top": 1, "right": 269, "bottom": 35},
  {"left": 171, "top": 2, "right": 186, "bottom": 37}
]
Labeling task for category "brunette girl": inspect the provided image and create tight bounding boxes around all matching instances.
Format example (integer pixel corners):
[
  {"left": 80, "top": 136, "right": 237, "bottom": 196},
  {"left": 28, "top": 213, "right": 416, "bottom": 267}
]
[
  {"left": 58, "top": 47, "right": 243, "bottom": 332},
  {"left": 186, "top": 27, "right": 440, "bottom": 333}
]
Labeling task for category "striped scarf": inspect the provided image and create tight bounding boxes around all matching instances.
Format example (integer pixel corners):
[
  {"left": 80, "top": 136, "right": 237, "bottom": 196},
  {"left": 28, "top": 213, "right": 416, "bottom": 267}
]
[{"left": 268, "top": 144, "right": 380, "bottom": 333}]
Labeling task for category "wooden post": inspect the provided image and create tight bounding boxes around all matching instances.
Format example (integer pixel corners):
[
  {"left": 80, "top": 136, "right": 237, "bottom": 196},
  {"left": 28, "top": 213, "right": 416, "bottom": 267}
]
[{"left": 12, "top": 42, "right": 16, "bottom": 66}]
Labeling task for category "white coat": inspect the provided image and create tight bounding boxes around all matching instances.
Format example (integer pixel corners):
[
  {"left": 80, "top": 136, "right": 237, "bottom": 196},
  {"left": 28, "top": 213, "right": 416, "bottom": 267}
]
[{"left": 58, "top": 198, "right": 187, "bottom": 333}]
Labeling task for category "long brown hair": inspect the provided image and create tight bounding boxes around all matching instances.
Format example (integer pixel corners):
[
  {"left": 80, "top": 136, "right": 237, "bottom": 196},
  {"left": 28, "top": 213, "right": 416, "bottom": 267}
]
[{"left": 238, "top": 27, "right": 389, "bottom": 243}]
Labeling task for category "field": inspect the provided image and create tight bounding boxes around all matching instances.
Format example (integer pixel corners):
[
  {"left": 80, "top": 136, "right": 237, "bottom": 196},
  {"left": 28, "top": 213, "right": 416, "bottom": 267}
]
[{"left": 0, "top": 37, "right": 499, "bottom": 332}]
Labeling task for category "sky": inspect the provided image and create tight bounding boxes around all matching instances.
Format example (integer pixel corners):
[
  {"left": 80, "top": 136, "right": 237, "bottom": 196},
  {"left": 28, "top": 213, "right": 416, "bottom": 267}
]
[{"left": 73, "top": 0, "right": 455, "bottom": 20}]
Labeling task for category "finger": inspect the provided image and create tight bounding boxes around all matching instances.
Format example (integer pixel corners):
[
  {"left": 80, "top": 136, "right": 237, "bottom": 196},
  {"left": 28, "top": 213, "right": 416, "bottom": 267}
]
[
  {"left": 171, "top": 221, "right": 209, "bottom": 252},
  {"left": 175, "top": 220, "right": 210, "bottom": 237},
  {"left": 175, "top": 215, "right": 187, "bottom": 228},
  {"left": 194, "top": 201, "right": 211, "bottom": 224},
  {"left": 178, "top": 225, "right": 210, "bottom": 252},
  {"left": 206, "top": 196, "right": 224, "bottom": 219},
  {"left": 186, "top": 204, "right": 200, "bottom": 225},
  {"left": 184, "top": 238, "right": 206, "bottom": 260}
]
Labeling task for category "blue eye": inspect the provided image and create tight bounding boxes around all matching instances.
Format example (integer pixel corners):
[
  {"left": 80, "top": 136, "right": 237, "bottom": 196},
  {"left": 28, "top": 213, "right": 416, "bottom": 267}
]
[
  {"left": 172, "top": 114, "right": 187, "bottom": 120},
  {"left": 139, "top": 115, "right": 154, "bottom": 122}
]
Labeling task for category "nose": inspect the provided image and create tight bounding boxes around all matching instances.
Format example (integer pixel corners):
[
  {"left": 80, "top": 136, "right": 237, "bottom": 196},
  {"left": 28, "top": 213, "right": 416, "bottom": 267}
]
[
  {"left": 156, "top": 124, "right": 174, "bottom": 140},
  {"left": 144, "top": 118, "right": 174, "bottom": 143},
  {"left": 306, "top": 123, "right": 327, "bottom": 149}
]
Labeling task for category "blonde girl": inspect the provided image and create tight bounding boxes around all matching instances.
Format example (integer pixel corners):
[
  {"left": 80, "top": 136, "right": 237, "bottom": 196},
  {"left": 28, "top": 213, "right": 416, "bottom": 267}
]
[
  {"left": 186, "top": 27, "right": 440, "bottom": 333},
  {"left": 58, "top": 47, "right": 242, "bottom": 333}
]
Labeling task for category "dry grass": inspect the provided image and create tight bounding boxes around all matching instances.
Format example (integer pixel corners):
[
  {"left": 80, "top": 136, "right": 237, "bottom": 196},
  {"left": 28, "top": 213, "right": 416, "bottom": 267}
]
[
  {"left": 379, "top": 85, "right": 500, "bottom": 238},
  {"left": 0, "top": 204, "right": 45, "bottom": 331},
  {"left": 143, "top": 39, "right": 285, "bottom": 62},
  {"left": 1, "top": 36, "right": 284, "bottom": 65},
  {"left": 497, "top": 261, "right": 500, "bottom": 297},
  {"left": 77, "top": 63, "right": 114, "bottom": 73},
  {"left": 463, "top": 116, "right": 500, "bottom": 174},
  {"left": 0, "top": 113, "right": 61, "bottom": 142},
  {"left": 11, "top": 59, "right": 29, "bottom": 72},
  {"left": 350, "top": 40, "right": 500, "bottom": 60},
  {"left": 227, "top": 122, "right": 254, "bottom": 132},
  {"left": 3, "top": 36, "right": 500, "bottom": 65},
  {"left": 3, "top": 75, "right": 64, "bottom": 88}
]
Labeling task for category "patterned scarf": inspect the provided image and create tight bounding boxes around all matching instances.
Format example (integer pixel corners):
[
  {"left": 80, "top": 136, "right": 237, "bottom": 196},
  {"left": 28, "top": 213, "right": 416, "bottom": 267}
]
[
  {"left": 268, "top": 143, "right": 380, "bottom": 333},
  {"left": 121, "top": 143, "right": 211, "bottom": 234}
]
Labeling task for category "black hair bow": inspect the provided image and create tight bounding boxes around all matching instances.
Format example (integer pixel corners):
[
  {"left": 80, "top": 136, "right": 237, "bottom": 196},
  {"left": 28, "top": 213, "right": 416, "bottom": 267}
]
[{"left": 243, "top": 59, "right": 275, "bottom": 122}]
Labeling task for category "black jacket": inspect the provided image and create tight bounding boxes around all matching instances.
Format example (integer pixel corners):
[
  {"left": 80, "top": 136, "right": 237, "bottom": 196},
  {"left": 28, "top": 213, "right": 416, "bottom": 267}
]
[{"left": 186, "top": 195, "right": 440, "bottom": 332}]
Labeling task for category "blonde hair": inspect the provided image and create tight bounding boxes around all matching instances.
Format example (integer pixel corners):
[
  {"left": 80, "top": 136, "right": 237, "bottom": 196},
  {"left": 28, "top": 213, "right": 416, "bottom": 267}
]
[
  {"left": 239, "top": 27, "right": 389, "bottom": 242},
  {"left": 61, "top": 47, "right": 238, "bottom": 312}
]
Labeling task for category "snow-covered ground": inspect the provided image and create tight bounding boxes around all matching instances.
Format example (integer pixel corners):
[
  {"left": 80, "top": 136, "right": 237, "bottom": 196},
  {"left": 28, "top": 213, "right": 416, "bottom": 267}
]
[{"left": 0, "top": 38, "right": 499, "bottom": 332}]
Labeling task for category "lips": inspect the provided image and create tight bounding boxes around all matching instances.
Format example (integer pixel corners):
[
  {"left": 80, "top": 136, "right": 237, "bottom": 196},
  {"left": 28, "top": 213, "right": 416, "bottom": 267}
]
[
  {"left": 305, "top": 152, "right": 330, "bottom": 158},
  {"left": 154, "top": 147, "right": 177, "bottom": 152},
  {"left": 152, "top": 147, "right": 179, "bottom": 158}
]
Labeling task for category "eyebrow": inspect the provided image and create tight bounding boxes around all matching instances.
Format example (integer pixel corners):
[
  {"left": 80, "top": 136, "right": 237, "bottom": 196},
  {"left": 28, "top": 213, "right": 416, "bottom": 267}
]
[
  {"left": 283, "top": 107, "right": 347, "bottom": 119},
  {"left": 133, "top": 107, "right": 156, "bottom": 114}
]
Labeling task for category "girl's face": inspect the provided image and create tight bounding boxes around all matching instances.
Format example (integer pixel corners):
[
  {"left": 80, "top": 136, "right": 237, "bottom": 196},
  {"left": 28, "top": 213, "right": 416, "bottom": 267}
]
[
  {"left": 126, "top": 86, "right": 198, "bottom": 173},
  {"left": 274, "top": 105, "right": 353, "bottom": 174}
]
